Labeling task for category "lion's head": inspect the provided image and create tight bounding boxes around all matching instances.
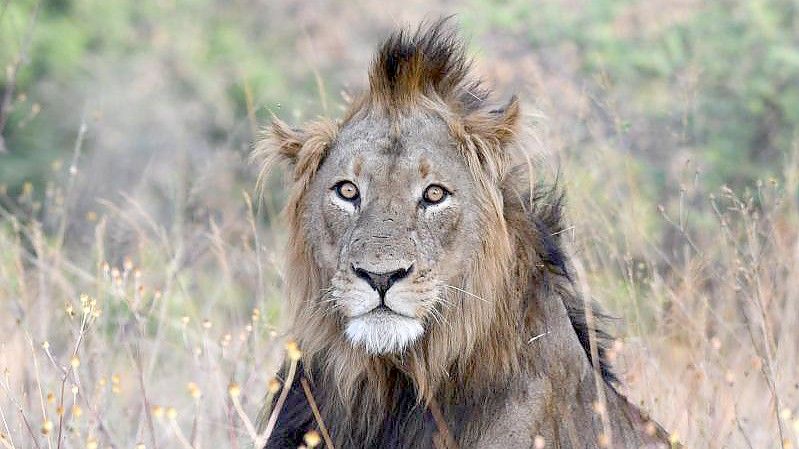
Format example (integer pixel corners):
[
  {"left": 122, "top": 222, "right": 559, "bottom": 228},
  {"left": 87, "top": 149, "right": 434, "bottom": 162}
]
[
  {"left": 312, "top": 110, "right": 488, "bottom": 355},
  {"left": 257, "top": 18, "right": 561, "bottom": 415}
]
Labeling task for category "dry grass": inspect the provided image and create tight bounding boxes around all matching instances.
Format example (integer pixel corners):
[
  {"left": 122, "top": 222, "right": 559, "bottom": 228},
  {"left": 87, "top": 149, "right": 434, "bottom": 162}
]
[
  {"left": 1, "top": 129, "right": 797, "bottom": 449},
  {"left": 567, "top": 150, "right": 799, "bottom": 448},
  {"left": 1, "top": 1, "right": 798, "bottom": 448},
  {"left": 0, "top": 177, "right": 290, "bottom": 448}
]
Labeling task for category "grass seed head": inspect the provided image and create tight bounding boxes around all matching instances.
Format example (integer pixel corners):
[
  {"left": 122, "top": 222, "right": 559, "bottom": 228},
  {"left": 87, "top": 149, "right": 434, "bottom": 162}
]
[
  {"left": 285, "top": 340, "right": 302, "bottom": 361},
  {"left": 268, "top": 378, "right": 281, "bottom": 394},
  {"left": 187, "top": 382, "right": 202, "bottom": 399},
  {"left": 303, "top": 430, "right": 321, "bottom": 447},
  {"left": 228, "top": 383, "right": 241, "bottom": 398}
]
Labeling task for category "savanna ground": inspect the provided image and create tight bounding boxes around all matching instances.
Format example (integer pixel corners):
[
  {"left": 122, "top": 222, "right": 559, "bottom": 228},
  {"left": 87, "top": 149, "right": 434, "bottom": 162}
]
[{"left": 1, "top": 1, "right": 798, "bottom": 448}]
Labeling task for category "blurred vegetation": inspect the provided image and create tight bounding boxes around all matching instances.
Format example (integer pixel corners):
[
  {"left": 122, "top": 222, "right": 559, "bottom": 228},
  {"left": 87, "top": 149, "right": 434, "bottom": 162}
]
[
  {"left": 1, "top": 2, "right": 798, "bottom": 447},
  {"left": 1, "top": 0, "right": 317, "bottom": 192},
  {"left": 2, "top": 0, "right": 798, "bottom": 194},
  {"left": 468, "top": 0, "right": 799, "bottom": 185},
  {"left": 468, "top": 0, "right": 799, "bottom": 187}
]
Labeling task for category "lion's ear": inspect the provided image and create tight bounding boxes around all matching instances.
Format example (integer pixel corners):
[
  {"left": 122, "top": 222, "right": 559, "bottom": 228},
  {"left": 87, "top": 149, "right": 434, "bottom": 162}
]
[
  {"left": 252, "top": 117, "right": 306, "bottom": 194},
  {"left": 457, "top": 96, "right": 521, "bottom": 182},
  {"left": 489, "top": 95, "right": 521, "bottom": 146},
  {"left": 268, "top": 117, "right": 305, "bottom": 165},
  {"left": 253, "top": 117, "right": 338, "bottom": 188},
  {"left": 464, "top": 95, "right": 521, "bottom": 148}
]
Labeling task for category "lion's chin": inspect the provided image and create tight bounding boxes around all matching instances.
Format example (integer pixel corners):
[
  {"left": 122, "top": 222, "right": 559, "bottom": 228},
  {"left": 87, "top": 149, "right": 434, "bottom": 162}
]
[{"left": 344, "top": 309, "right": 424, "bottom": 355}]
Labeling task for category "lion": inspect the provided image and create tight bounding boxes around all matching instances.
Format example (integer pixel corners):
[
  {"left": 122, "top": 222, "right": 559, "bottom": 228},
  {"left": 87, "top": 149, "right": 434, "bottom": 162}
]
[{"left": 255, "top": 19, "right": 676, "bottom": 449}]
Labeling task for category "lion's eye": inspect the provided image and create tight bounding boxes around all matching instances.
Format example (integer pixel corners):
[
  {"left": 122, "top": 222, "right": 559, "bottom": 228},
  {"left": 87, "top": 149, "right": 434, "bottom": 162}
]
[
  {"left": 422, "top": 185, "right": 449, "bottom": 205},
  {"left": 334, "top": 181, "right": 360, "bottom": 201}
]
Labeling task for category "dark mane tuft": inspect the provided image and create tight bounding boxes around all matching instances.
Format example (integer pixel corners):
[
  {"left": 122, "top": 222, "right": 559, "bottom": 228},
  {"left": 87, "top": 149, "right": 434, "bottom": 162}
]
[
  {"left": 368, "top": 17, "right": 488, "bottom": 110},
  {"left": 529, "top": 183, "right": 619, "bottom": 385}
]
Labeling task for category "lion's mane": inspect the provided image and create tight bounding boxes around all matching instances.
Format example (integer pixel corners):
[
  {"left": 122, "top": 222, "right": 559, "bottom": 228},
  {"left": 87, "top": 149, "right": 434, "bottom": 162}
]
[{"left": 256, "top": 19, "right": 615, "bottom": 448}]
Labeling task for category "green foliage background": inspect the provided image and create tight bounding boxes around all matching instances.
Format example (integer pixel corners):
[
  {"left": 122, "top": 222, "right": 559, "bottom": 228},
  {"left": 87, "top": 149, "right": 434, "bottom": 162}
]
[{"left": 2, "top": 0, "right": 798, "bottom": 192}]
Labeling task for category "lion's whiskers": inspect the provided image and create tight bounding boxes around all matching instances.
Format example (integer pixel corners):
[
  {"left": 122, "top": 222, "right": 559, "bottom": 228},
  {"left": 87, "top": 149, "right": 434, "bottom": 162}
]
[
  {"left": 443, "top": 284, "right": 489, "bottom": 303},
  {"left": 311, "top": 288, "right": 346, "bottom": 320},
  {"left": 428, "top": 307, "right": 449, "bottom": 332},
  {"left": 424, "top": 294, "right": 454, "bottom": 333}
]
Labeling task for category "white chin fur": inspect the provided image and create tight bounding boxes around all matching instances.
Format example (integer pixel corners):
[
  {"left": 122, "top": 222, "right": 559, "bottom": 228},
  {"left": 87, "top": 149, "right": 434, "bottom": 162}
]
[{"left": 345, "top": 311, "right": 424, "bottom": 355}]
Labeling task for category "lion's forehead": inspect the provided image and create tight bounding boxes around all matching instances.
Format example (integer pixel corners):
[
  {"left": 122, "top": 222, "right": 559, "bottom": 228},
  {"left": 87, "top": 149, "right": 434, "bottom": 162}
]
[{"left": 327, "top": 115, "right": 466, "bottom": 184}]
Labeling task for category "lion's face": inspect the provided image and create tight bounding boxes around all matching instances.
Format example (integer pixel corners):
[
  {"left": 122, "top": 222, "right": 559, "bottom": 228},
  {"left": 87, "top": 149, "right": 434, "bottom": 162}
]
[{"left": 301, "top": 112, "right": 483, "bottom": 354}]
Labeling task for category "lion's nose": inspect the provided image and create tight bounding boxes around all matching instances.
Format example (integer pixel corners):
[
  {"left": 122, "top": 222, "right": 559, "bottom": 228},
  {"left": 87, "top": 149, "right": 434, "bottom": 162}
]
[{"left": 352, "top": 265, "right": 413, "bottom": 298}]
